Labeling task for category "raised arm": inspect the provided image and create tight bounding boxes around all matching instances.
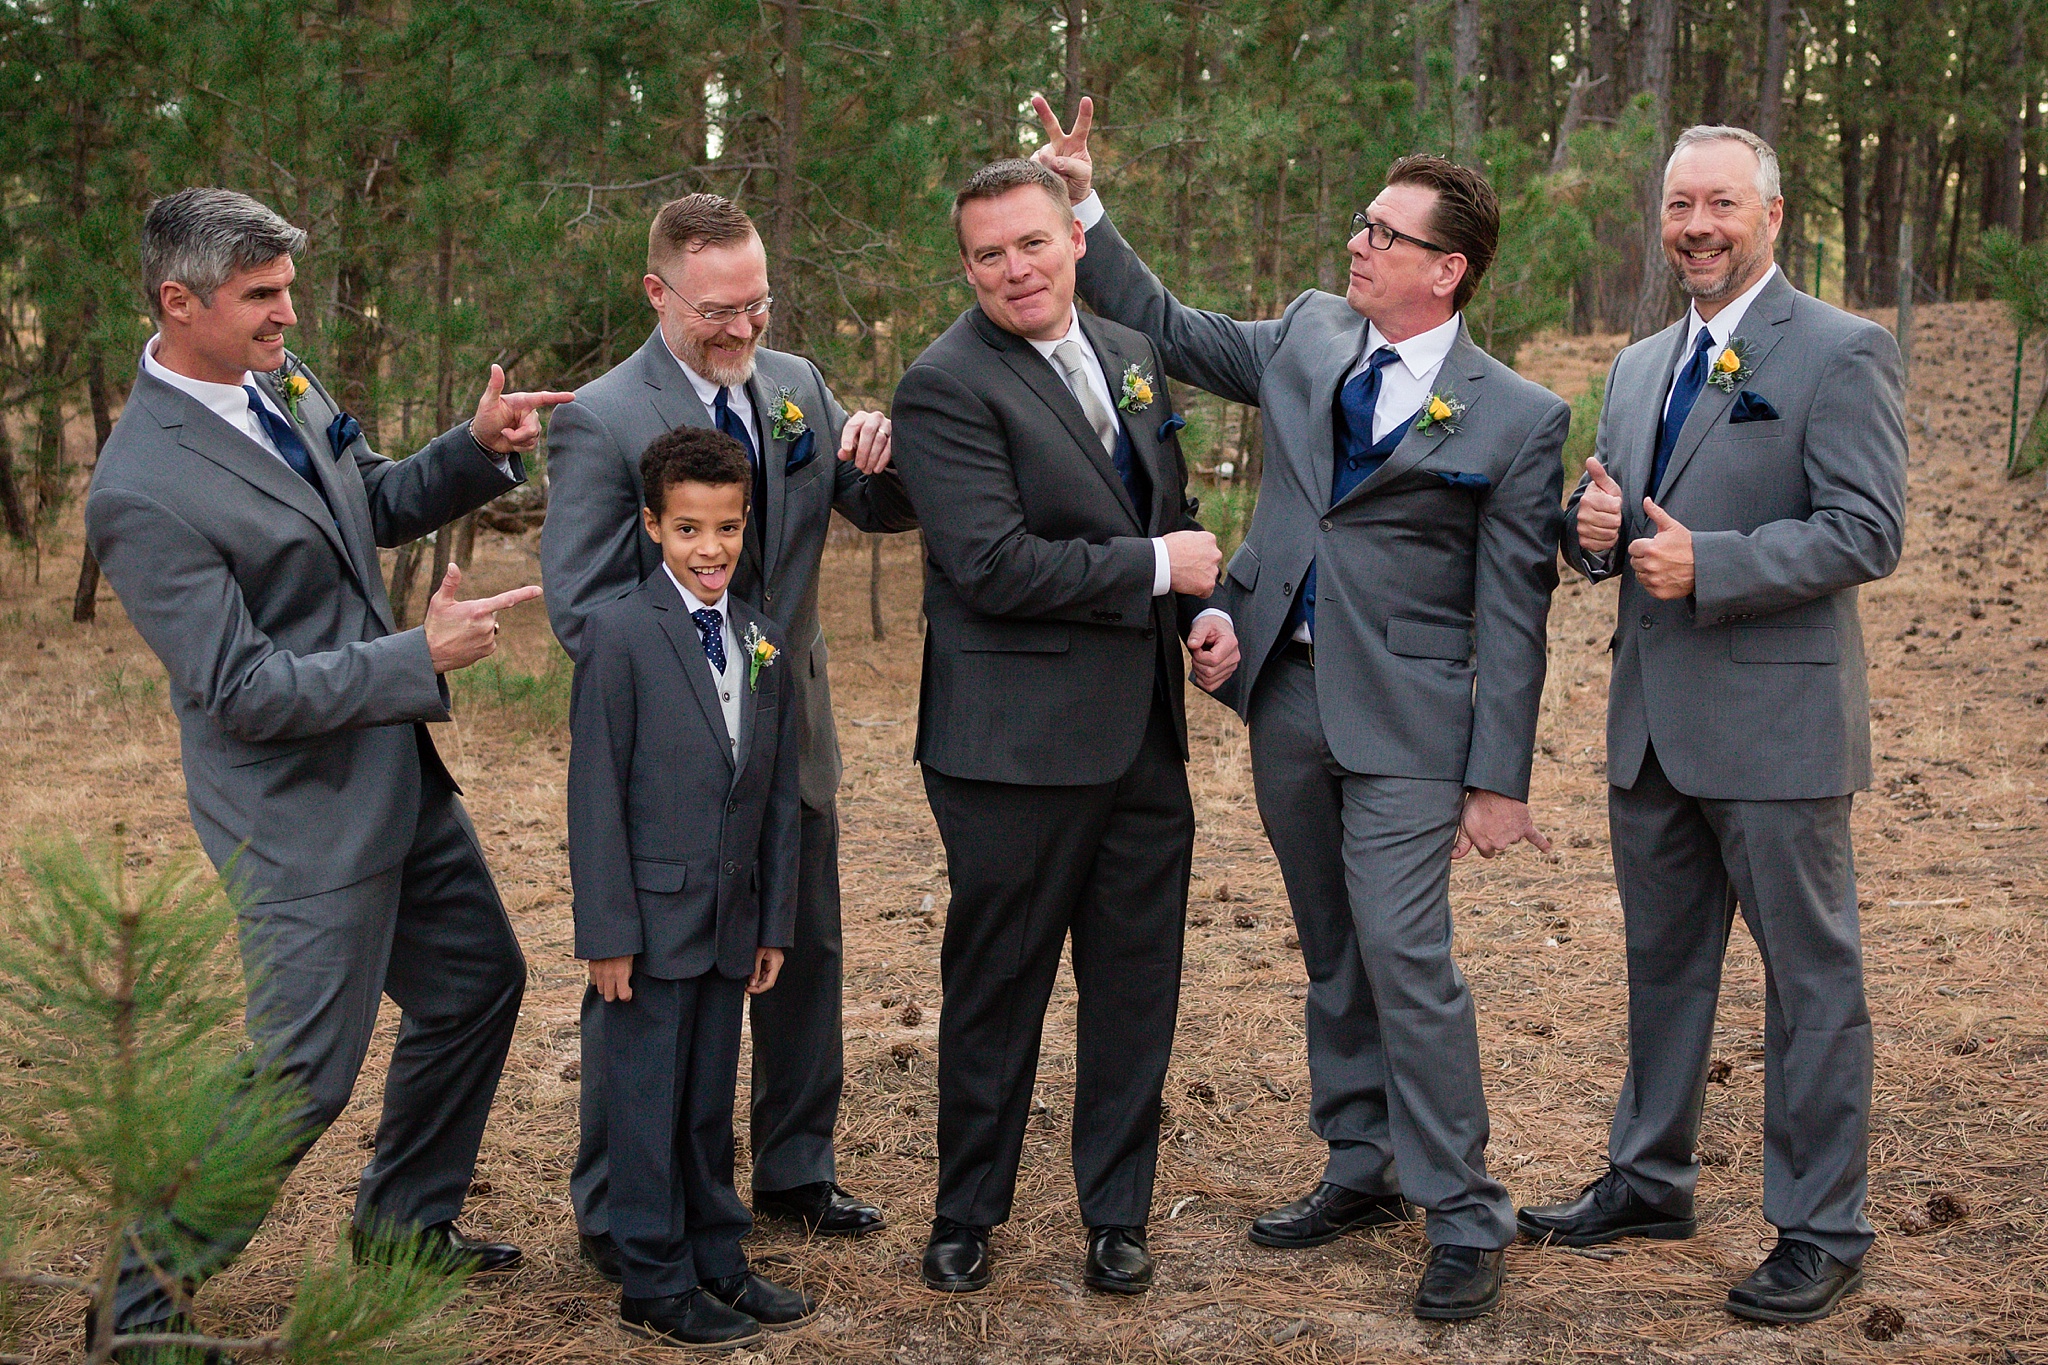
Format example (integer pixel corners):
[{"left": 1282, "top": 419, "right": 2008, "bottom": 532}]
[{"left": 538, "top": 398, "right": 647, "bottom": 663}]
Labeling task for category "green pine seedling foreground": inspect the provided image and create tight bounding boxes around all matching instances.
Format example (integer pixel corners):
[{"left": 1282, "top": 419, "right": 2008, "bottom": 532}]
[{"left": 0, "top": 833, "right": 473, "bottom": 1363}]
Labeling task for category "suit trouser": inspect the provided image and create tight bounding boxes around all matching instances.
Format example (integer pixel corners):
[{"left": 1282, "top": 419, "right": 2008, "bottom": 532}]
[
  {"left": 1248, "top": 653, "right": 1514, "bottom": 1250},
  {"left": 574, "top": 797, "right": 844, "bottom": 1235},
  {"left": 922, "top": 700, "right": 1192, "bottom": 1229},
  {"left": 603, "top": 970, "right": 753, "bottom": 1298},
  {"left": 1606, "top": 744, "right": 1874, "bottom": 1264},
  {"left": 115, "top": 778, "right": 526, "bottom": 1326}
]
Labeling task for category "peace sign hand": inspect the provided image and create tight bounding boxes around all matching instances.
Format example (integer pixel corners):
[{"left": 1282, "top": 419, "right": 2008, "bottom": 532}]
[{"left": 1029, "top": 93, "right": 1096, "bottom": 205}]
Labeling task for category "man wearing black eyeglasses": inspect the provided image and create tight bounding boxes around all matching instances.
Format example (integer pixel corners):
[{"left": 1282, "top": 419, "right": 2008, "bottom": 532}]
[
  {"left": 1034, "top": 99, "right": 1569, "bottom": 1321},
  {"left": 542, "top": 194, "right": 916, "bottom": 1279}
]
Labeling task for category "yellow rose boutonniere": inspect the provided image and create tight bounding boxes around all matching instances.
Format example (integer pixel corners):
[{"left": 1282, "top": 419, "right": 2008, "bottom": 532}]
[
  {"left": 1117, "top": 363, "right": 1155, "bottom": 413},
  {"left": 770, "top": 387, "right": 807, "bottom": 440},
  {"left": 1413, "top": 386, "right": 1467, "bottom": 435},
  {"left": 743, "top": 621, "right": 778, "bottom": 691},
  {"left": 1705, "top": 337, "right": 1757, "bottom": 393},
  {"left": 279, "top": 372, "right": 310, "bottom": 422}
]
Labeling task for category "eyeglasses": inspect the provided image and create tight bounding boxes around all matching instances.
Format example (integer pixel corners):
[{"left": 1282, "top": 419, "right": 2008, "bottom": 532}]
[
  {"left": 653, "top": 273, "right": 773, "bottom": 324},
  {"left": 1351, "top": 213, "right": 1453, "bottom": 256}
]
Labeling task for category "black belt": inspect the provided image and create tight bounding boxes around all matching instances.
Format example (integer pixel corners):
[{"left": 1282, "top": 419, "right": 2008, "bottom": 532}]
[{"left": 1280, "top": 639, "right": 1315, "bottom": 668}]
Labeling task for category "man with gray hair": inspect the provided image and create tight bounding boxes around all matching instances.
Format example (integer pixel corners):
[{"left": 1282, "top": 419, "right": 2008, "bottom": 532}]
[
  {"left": 85, "top": 186, "right": 571, "bottom": 1349},
  {"left": 1518, "top": 127, "right": 1906, "bottom": 1325}
]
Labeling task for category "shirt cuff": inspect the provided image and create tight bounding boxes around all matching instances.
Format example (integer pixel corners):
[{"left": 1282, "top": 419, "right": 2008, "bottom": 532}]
[
  {"left": 1193, "top": 607, "right": 1232, "bottom": 627},
  {"left": 1151, "top": 537, "right": 1171, "bottom": 596},
  {"left": 1074, "top": 191, "right": 1106, "bottom": 230}
]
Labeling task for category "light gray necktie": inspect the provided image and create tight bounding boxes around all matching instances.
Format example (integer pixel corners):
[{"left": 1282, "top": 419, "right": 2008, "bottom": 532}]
[{"left": 1052, "top": 339, "right": 1118, "bottom": 456}]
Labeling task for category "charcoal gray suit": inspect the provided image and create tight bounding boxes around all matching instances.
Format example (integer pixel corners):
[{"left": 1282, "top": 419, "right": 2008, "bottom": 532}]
[
  {"left": 1561, "top": 268, "right": 1906, "bottom": 1262},
  {"left": 891, "top": 304, "right": 1203, "bottom": 1230},
  {"left": 1075, "top": 209, "right": 1566, "bottom": 1249},
  {"left": 568, "top": 572, "right": 799, "bottom": 1296},
  {"left": 541, "top": 329, "right": 915, "bottom": 1229},
  {"left": 86, "top": 353, "right": 528, "bottom": 1324}
]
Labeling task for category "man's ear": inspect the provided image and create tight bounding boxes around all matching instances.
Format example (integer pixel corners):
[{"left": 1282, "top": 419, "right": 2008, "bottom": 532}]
[
  {"left": 158, "top": 280, "right": 195, "bottom": 325},
  {"left": 642, "top": 273, "right": 666, "bottom": 311},
  {"left": 1070, "top": 214, "right": 1087, "bottom": 260},
  {"left": 1435, "top": 253, "right": 1469, "bottom": 302}
]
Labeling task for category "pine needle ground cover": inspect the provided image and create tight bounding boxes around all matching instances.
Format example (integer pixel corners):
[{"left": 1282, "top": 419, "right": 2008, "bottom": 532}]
[{"left": 0, "top": 305, "right": 2044, "bottom": 1361}]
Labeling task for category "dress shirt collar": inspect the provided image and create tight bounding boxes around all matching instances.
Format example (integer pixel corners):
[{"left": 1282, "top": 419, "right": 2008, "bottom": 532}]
[
  {"left": 1362, "top": 311, "right": 1462, "bottom": 383},
  {"left": 1024, "top": 308, "right": 1091, "bottom": 364},
  {"left": 1683, "top": 264, "right": 1779, "bottom": 352},
  {"left": 142, "top": 333, "right": 271, "bottom": 425}
]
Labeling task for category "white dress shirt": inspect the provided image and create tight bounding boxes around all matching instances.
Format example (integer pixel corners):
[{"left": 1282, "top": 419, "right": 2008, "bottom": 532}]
[
  {"left": 1666, "top": 265, "right": 1778, "bottom": 417},
  {"left": 142, "top": 334, "right": 293, "bottom": 464},
  {"left": 1029, "top": 309, "right": 1173, "bottom": 596},
  {"left": 663, "top": 568, "right": 743, "bottom": 757},
  {"left": 1350, "top": 313, "right": 1461, "bottom": 440},
  {"left": 661, "top": 331, "right": 760, "bottom": 453}
]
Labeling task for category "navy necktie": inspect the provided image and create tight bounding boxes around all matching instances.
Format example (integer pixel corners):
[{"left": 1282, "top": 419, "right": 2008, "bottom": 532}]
[
  {"left": 1651, "top": 327, "right": 1715, "bottom": 497},
  {"left": 714, "top": 386, "right": 767, "bottom": 525},
  {"left": 691, "top": 607, "right": 727, "bottom": 673},
  {"left": 242, "top": 384, "right": 330, "bottom": 509},
  {"left": 1293, "top": 345, "right": 1407, "bottom": 640}
]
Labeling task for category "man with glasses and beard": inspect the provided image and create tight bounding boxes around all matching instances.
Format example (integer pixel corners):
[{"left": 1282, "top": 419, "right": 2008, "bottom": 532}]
[
  {"left": 542, "top": 195, "right": 915, "bottom": 1279},
  {"left": 1033, "top": 103, "right": 1568, "bottom": 1320}
]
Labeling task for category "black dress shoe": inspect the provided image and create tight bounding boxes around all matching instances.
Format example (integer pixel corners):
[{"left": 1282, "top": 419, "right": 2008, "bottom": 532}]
[
  {"left": 753, "top": 1181, "right": 885, "bottom": 1237},
  {"left": 1413, "top": 1244, "right": 1505, "bottom": 1321},
  {"left": 620, "top": 1289, "right": 763, "bottom": 1351},
  {"left": 921, "top": 1217, "right": 992, "bottom": 1293},
  {"left": 1725, "top": 1239, "right": 1863, "bottom": 1323},
  {"left": 703, "top": 1270, "right": 819, "bottom": 1329},
  {"left": 1516, "top": 1167, "right": 1697, "bottom": 1247},
  {"left": 352, "top": 1220, "right": 523, "bottom": 1274},
  {"left": 1083, "top": 1225, "right": 1153, "bottom": 1294},
  {"left": 1248, "top": 1182, "right": 1412, "bottom": 1248},
  {"left": 580, "top": 1232, "right": 623, "bottom": 1284}
]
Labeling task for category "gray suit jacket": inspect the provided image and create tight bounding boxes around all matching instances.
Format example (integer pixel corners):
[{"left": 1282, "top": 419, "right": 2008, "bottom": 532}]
[
  {"left": 1074, "top": 213, "right": 1567, "bottom": 801},
  {"left": 85, "top": 355, "right": 524, "bottom": 903},
  {"left": 891, "top": 306, "right": 1204, "bottom": 787},
  {"left": 1563, "top": 270, "right": 1907, "bottom": 801},
  {"left": 540, "top": 329, "right": 917, "bottom": 809},
  {"left": 567, "top": 572, "right": 799, "bottom": 980}
]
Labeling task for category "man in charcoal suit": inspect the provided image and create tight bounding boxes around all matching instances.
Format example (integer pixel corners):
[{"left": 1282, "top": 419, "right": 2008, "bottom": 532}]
[
  {"left": 85, "top": 188, "right": 571, "bottom": 1345},
  {"left": 1036, "top": 101, "right": 1566, "bottom": 1319},
  {"left": 889, "top": 159, "right": 1235, "bottom": 1297},
  {"left": 541, "top": 194, "right": 915, "bottom": 1272},
  {"left": 1518, "top": 126, "right": 1907, "bottom": 1324}
]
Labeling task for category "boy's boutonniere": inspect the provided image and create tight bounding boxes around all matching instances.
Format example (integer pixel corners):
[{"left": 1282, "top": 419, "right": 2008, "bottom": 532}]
[
  {"left": 743, "top": 621, "right": 778, "bottom": 692},
  {"left": 1414, "top": 386, "right": 1466, "bottom": 435},
  {"left": 769, "top": 387, "right": 807, "bottom": 441},
  {"left": 1705, "top": 337, "right": 1756, "bottom": 393},
  {"left": 277, "top": 370, "right": 311, "bottom": 423},
  {"left": 1116, "top": 363, "right": 1155, "bottom": 413}
]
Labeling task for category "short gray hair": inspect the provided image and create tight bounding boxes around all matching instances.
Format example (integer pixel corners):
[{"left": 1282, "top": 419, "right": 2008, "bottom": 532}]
[
  {"left": 141, "top": 188, "right": 307, "bottom": 319},
  {"left": 1667, "top": 125, "right": 1782, "bottom": 202},
  {"left": 951, "top": 159, "right": 1072, "bottom": 248}
]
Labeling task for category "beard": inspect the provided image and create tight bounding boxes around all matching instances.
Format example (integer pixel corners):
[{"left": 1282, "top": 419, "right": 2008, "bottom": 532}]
[
  {"left": 1669, "top": 233, "right": 1772, "bottom": 303},
  {"left": 675, "top": 329, "right": 759, "bottom": 388}
]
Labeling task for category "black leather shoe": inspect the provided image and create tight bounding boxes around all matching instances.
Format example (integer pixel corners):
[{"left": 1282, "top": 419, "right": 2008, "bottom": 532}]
[
  {"left": 1413, "top": 1244, "right": 1505, "bottom": 1321},
  {"left": 620, "top": 1289, "right": 763, "bottom": 1351},
  {"left": 1725, "top": 1239, "right": 1863, "bottom": 1323},
  {"left": 1248, "top": 1182, "right": 1411, "bottom": 1248},
  {"left": 1083, "top": 1225, "right": 1153, "bottom": 1294},
  {"left": 1516, "top": 1168, "right": 1696, "bottom": 1247},
  {"left": 351, "top": 1220, "right": 523, "bottom": 1274},
  {"left": 704, "top": 1270, "right": 819, "bottom": 1329},
  {"left": 580, "top": 1232, "right": 623, "bottom": 1284},
  {"left": 753, "top": 1181, "right": 885, "bottom": 1237},
  {"left": 921, "top": 1217, "right": 992, "bottom": 1293}
]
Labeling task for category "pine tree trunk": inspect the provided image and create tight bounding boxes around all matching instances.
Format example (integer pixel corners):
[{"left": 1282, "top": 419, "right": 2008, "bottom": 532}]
[
  {"left": 2025, "top": 78, "right": 2044, "bottom": 243},
  {"left": 1451, "top": 0, "right": 1482, "bottom": 159},
  {"left": 1755, "top": 0, "right": 1790, "bottom": 145},
  {"left": 1839, "top": 113, "right": 1864, "bottom": 306},
  {"left": 70, "top": 341, "right": 114, "bottom": 623},
  {"left": 1060, "top": 0, "right": 1086, "bottom": 126},
  {"left": 1626, "top": 0, "right": 1680, "bottom": 341},
  {"left": 869, "top": 533, "right": 885, "bottom": 641},
  {"left": 0, "top": 409, "right": 28, "bottom": 543},
  {"left": 771, "top": 0, "right": 804, "bottom": 349}
]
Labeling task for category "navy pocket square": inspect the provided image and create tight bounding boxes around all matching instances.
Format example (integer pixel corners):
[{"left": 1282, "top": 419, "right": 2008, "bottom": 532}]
[
  {"left": 1157, "top": 414, "right": 1186, "bottom": 442},
  {"left": 1433, "top": 470, "right": 1491, "bottom": 491},
  {"left": 783, "top": 428, "right": 818, "bottom": 475},
  {"left": 1729, "top": 391, "right": 1780, "bottom": 424},
  {"left": 326, "top": 411, "right": 362, "bottom": 461}
]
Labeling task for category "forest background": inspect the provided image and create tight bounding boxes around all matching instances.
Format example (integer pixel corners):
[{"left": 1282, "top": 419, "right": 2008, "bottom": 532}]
[{"left": 2, "top": 0, "right": 2046, "bottom": 616}]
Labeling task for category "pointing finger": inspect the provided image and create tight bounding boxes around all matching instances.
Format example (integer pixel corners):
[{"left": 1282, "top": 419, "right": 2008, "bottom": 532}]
[
  {"left": 473, "top": 585, "right": 544, "bottom": 614},
  {"left": 505, "top": 389, "right": 577, "bottom": 412}
]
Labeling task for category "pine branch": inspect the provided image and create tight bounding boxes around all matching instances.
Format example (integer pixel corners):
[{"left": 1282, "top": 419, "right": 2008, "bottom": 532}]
[{"left": 111, "top": 1330, "right": 285, "bottom": 1358}]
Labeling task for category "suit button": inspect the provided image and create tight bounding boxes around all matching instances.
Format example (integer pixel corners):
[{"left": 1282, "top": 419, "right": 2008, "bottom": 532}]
[
  {"left": 1640, "top": 615, "right": 1653, "bottom": 628},
  {"left": 727, "top": 801, "right": 739, "bottom": 814},
  {"left": 1282, "top": 582, "right": 1293, "bottom": 596},
  {"left": 1320, "top": 519, "right": 1332, "bottom": 532},
  {"left": 764, "top": 591, "right": 774, "bottom": 604},
  {"left": 724, "top": 860, "right": 739, "bottom": 876}
]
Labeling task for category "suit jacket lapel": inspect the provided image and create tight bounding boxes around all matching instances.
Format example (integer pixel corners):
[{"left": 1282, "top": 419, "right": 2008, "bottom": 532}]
[
  {"left": 639, "top": 330, "right": 712, "bottom": 438},
  {"left": 1332, "top": 325, "right": 1488, "bottom": 512},
  {"left": 743, "top": 367, "right": 789, "bottom": 577},
  {"left": 250, "top": 370, "right": 375, "bottom": 594},
  {"left": 1654, "top": 272, "right": 1794, "bottom": 501},
  {"left": 647, "top": 573, "right": 737, "bottom": 771},
  {"left": 1078, "top": 315, "right": 1167, "bottom": 532},
  {"left": 1305, "top": 318, "right": 1372, "bottom": 511},
  {"left": 1623, "top": 319, "right": 1693, "bottom": 523},
  {"left": 975, "top": 309, "right": 1143, "bottom": 533}
]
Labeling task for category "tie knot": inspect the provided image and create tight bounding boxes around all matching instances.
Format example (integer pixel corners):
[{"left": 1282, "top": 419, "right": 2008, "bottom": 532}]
[
  {"left": 714, "top": 386, "right": 732, "bottom": 414},
  {"left": 1692, "top": 327, "right": 1715, "bottom": 355},
  {"left": 1052, "top": 338, "right": 1087, "bottom": 375},
  {"left": 692, "top": 606, "right": 720, "bottom": 633},
  {"left": 1368, "top": 344, "right": 1401, "bottom": 372}
]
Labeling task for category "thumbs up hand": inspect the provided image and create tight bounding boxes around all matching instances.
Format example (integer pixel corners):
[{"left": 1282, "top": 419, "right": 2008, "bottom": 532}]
[
  {"left": 1627, "top": 497, "right": 1695, "bottom": 600},
  {"left": 1574, "top": 456, "right": 1625, "bottom": 554}
]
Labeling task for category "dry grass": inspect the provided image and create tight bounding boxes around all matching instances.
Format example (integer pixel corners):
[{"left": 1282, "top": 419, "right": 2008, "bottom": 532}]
[{"left": 0, "top": 301, "right": 2045, "bottom": 1362}]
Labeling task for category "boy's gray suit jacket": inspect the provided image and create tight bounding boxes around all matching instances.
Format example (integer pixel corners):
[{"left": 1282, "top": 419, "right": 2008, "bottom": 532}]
[
  {"left": 1074, "top": 212, "right": 1568, "bottom": 801},
  {"left": 540, "top": 330, "right": 917, "bottom": 810},
  {"left": 566, "top": 572, "right": 799, "bottom": 980},
  {"left": 1562, "top": 269, "right": 1907, "bottom": 801},
  {"left": 84, "top": 356, "right": 523, "bottom": 903}
]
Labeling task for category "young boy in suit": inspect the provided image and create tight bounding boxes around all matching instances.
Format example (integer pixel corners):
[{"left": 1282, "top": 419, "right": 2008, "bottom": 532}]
[{"left": 568, "top": 426, "right": 817, "bottom": 1351}]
